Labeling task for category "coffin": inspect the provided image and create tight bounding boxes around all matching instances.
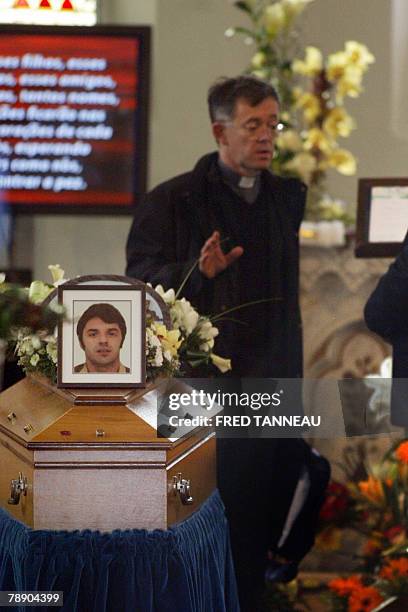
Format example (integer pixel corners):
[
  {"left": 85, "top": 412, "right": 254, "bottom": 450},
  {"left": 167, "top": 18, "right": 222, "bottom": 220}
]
[{"left": 0, "top": 376, "right": 215, "bottom": 531}]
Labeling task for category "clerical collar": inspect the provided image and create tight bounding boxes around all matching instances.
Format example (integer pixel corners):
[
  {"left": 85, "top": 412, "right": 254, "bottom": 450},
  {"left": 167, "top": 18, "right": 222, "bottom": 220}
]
[{"left": 217, "top": 158, "right": 260, "bottom": 190}]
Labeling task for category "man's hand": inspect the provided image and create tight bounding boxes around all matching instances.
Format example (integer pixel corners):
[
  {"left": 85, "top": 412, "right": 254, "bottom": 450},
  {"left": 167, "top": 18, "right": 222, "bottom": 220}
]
[{"left": 199, "top": 230, "right": 243, "bottom": 279}]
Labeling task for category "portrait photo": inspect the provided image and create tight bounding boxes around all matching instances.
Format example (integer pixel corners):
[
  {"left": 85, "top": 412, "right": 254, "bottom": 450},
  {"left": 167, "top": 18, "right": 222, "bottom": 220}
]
[{"left": 58, "top": 284, "right": 145, "bottom": 388}]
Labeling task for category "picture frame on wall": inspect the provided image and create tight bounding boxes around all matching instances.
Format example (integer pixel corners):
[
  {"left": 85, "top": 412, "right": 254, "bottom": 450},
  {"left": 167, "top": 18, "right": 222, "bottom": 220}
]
[
  {"left": 57, "top": 284, "right": 145, "bottom": 388},
  {"left": 355, "top": 177, "right": 408, "bottom": 258}
]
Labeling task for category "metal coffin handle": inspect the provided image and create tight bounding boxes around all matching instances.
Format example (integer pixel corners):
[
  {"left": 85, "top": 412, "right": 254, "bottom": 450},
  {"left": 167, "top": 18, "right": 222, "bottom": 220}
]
[
  {"left": 172, "top": 472, "right": 194, "bottom": 505},
  {"left": 8, "top": 472, "right": 28, "bottom": 505}
]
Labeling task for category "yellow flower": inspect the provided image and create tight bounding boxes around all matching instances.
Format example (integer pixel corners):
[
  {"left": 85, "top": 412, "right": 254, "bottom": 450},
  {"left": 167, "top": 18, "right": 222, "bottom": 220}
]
[
  {"left": 263, "top": 3, "right": 285, "bottom": 37},
  {"left": 295, "top": 92, "right": 321, "bottom": 123},
  {"left": 345, "top": 40, "right": 375, "bottom": 72},
  {"left": 303, "top": 128, "right": 333, "bottom": 154},
  {"left": 323, "top": 107, "right": 355, "bottom": 138},
  {"left": 276, "top": 128, "right": 303, "bottom": 152},
  {"left": 282, "top": 0, "right": 315, "bottom": 23},
  {"left": 336, "top": 66, "right": 363, "bottom": 100},
  {"left": 326, "top": 51, "right": 348, "bottom": 82},
  {"left": 292, "top": 46, "right": 323, "bottom": 76},
  {"left": 154, "top": 323, "right": 182, "bottom": 358},
  {"left": 210, "top": 353, "right": 231, "bottom": 373},
  {"left": 251, "top": 52, "right": 267, "bottom": 69},
  {"left": 283, "top": 151, "right": 317, "bottom": 184},
  {"left": 328, "top": 148, "right": 356, "bottom": 175}
]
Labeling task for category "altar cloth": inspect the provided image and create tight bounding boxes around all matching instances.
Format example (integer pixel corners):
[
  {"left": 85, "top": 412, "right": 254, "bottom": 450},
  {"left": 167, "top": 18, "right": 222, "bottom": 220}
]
[{"left": 0, "top": 490, "right": 239, "bottom": 612}]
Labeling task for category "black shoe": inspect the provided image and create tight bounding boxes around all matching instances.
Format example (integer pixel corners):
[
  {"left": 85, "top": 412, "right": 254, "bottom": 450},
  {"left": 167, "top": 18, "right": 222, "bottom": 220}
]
[{"left": 264, "top": 559, "right": 298, "bottom": 584}]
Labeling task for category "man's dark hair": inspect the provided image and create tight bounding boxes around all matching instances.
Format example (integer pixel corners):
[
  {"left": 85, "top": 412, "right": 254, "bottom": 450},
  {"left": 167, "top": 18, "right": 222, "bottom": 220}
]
[
  {"left": 207, "top": 75, "right": 279, "bottom": 123},
  {"left": 77, "top": 303, "right": 127, "bottom": 349}
]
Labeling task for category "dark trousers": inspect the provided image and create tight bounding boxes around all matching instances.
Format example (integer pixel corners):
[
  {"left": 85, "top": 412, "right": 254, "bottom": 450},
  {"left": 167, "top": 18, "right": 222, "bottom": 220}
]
[{"left": 217, "top": 437, "right": 330, "bottom": 612}]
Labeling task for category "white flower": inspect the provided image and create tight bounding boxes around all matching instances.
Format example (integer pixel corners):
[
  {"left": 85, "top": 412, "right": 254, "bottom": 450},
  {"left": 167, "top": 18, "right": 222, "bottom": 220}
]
[
  {"left": 197, "top": 318, "right": 219, "bottom": 351},
  {"left": 18, "top": 336, "right": 35, "bottom": 356},
  {"left": 263, "top": 3, "right": 285, "bottom": 37},
  {"left": 153, "top": 345, "right": 164, "bottom": 367},
  {"left": 170, "top": 298, "right": 200, "bottom": 335},
  {"left": 48, "top": 264, "right": 65, "bottom": 286},
  {"left": 28, "top": 280, "right": 53, "bottom": 305},
  {"left": 154, "top": 284, "right": 176, "bottom": 305},
  {"left": 45, "top": 337, "right": 58, "bottom": 364},
  {"left": 31, "top": 335, "right": 42, "bottom": 350},
  {"left": 0, "top": 273, "right": 5, "bottom": 284},
  {"left": 30, "top": 353, "right": 40, "bottom": 367}
]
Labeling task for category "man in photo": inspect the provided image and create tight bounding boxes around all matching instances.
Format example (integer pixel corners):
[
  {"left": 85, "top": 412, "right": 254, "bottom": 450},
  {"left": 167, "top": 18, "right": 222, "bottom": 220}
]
[{"left": 74, "top": 303, "right": 130, "bottom": 373}]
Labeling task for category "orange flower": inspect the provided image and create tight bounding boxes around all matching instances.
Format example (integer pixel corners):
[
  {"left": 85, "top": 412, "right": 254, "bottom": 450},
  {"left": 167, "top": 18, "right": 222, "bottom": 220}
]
[
  {"left": 358, "top": 476, "right": 384, "bottom": 504},
  {"left": 348, "top": 585, "right": 383, "bottom": 612},
  {"left": 328, "top": 575, "right": 363, "bottom": 597},
  {"left": 396, "top": 441, "right": 408, "bottom": 464},
  {"left": 379, "top": 557, "right": 408, "bottom": 581}
]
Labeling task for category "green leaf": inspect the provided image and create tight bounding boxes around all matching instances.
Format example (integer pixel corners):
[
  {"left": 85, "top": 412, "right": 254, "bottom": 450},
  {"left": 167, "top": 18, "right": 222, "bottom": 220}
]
[{"left": 234, "top": 2, "right": 253, "bottom": 16}]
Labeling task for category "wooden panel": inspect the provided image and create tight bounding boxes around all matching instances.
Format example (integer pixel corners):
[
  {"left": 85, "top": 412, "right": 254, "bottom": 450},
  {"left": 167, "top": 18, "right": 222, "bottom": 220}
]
[
  {"left": 167, "top": 434, "right": 216, "bottom": 526},
  {"left": 0, "top": 432, "right": 33, "bottom": 526},
  {"left": 31, "top": 405, "right": 171, "bottom": 445},
  {"left": 0, "top": 378, "right": 70, "bottom": 443}
]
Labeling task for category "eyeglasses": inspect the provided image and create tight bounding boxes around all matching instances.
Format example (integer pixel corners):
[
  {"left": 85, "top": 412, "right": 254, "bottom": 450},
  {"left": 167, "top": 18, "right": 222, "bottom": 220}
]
[{"left": 223, "top": 120, "right": 282, "bottom": 139}]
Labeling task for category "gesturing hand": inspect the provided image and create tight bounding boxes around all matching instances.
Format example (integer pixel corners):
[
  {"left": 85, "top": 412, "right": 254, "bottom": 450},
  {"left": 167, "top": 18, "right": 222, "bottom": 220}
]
[{"left": 199, "top": 231, "right": 244, "bottom": 279}]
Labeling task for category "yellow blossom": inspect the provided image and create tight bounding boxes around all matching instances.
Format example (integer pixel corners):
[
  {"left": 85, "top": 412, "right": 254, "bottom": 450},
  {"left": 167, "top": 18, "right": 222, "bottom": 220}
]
[
  {"left": 263, "top": 3, "right": 285, "bottom": 37},
  {"left": 276, "top": 128, "right": 303, "bottom": 152},
  {"left": 283, "top": 151, "right": 317, "bottom": 184},
  {"left": 282, "top": 0, "right": 315, "bottom": 23},
  {"left": 303, "top": 128, "right": 332, "bottom": 154},
  {"left": 345, "top": 40, "right": 375, "bottom": 72},
  {"left": 295, "top": 92, "right": 321, "bottom": 123},
  {"left": 323, "top": 107, "right": 355, "bottom": 138},
  {"left": 154, "top": 323, "right": 182, "bottom": 358},
  {"left": 292, "top": 46, "right": 323, "bottom": 77},
  {"left": 251, "top": 51, "right": 267, "bottom": 69},
  {"left": 336, "top": 66, "right": 363, "bottom": 100},
  {"left": 210, "top": 353, "right": 232, "bottom": 373},
  {"left": 328, "top": 148, "right": 356, "bottom": 175},
  {"left": 326, "top": 50, "right": 348, "bottom": 82}
]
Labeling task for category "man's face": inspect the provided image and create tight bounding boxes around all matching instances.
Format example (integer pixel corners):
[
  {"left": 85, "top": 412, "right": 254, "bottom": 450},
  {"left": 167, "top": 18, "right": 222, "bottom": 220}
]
[
  {"left": 81, "top": 317, "right": 123, "bottom": 371},
  {"left": 214, "top": 96, "right": 279, "bottom": 176}
]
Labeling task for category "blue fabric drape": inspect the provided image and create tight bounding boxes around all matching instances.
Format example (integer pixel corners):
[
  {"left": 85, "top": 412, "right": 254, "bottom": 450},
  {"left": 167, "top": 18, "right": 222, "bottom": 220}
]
[{"left": 0, "top": 490, "right": 239, "bottom": 612}]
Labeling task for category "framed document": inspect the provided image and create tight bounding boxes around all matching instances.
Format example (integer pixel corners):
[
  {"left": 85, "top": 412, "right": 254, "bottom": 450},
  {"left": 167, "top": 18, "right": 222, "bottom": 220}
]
[
  {"left": 57, "top": 284, "right": 146, "bottom": 388},
  {"left": 355, "top": 178, "right": 408, "bottom": 257}
]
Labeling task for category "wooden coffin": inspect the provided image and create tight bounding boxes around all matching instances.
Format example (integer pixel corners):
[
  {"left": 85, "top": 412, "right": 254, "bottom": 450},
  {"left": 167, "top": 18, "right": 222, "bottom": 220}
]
[{"left": 0, "top": 376, "right": 215, "bottom": 531}]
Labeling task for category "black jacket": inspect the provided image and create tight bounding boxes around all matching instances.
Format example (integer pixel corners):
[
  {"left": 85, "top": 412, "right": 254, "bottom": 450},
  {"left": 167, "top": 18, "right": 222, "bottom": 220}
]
[
  {"left": 126, "top": 153, "right": 306, "bottom": 377},
  {"left": 364, "top": 233, "right": 408, "bottom": 425}
]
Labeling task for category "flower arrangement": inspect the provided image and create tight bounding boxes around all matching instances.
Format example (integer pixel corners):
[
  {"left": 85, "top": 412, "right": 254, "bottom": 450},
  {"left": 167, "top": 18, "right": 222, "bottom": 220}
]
[
  {"left": 318, "top": 439, "right": 408, "bottom": 610},
  {"left": 11, "top": 267, "right": 231, "bottom": 385},
  {"left": 228, "top": 0, "right": 374, "bottom": 222}
]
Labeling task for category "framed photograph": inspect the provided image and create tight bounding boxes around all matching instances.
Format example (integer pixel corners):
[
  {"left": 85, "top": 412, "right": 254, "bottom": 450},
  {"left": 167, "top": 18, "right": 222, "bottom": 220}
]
[
  {"left": 355, "top": 178, "right": 408, "bottom": 258},
  {"left": 57, "top": 284, "right": 145, "bottom": 388}
]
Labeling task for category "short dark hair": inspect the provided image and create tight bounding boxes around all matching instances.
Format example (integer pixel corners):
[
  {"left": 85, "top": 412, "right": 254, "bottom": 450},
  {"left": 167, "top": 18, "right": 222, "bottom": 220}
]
[
  {"left": 77, "top": 303, "right": 127, "bottom": 349},
  {"left": 207, "top": 75, "right": 279, "bottom": 123}
]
